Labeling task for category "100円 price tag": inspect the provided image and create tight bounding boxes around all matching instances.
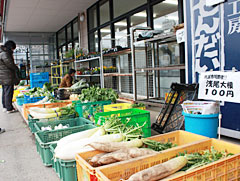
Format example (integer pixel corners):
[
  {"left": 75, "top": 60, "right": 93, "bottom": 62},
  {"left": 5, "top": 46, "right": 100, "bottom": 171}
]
[{"left": 198, "top": 71, "right": 240, "bottom": 103}]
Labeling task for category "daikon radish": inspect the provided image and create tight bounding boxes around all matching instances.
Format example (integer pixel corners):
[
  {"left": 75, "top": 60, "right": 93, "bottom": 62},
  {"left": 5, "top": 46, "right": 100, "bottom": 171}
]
[
  {"left": 127, "top": 156, "right": 187, "bottom": 181},
  {"left": 56, "top": 127, "right": 100, "bottom": 150},
  {"left": 88, "top": 139, "right": 143, "bottom": 152},
  {"left": 89, "top": 153, "right": 107, "bottom": 167},
  {"left": 29, "top": 110, "right": 61, "bottom": 119},
  {"left": 98, "top": 148, "right": 157, "bottom": 165},
  {"left": 55, "top": 134, "right": 124, "bottom": 160},
  {"left": 29, "top": 107, "right": 60, "bottom": 113}
]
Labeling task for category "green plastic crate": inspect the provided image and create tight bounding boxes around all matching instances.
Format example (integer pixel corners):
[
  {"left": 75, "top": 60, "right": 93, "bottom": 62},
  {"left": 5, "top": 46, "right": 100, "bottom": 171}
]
[
  {"left": 59, "top": 159, "right": 77, "bottom": 181},
  {"left": 28, "top": 113, "right": 77, "bottom": 133},
  {"left": 35, "top": 124, "right": 96, "bottom": 166},
  {"left": 50, "top": 144, "right": 61, "bottom": 178},
  {"left": 94, "top": 108, "right": 151, "bottom": 138},
  {"left": 74, "top": 100, "right": 111, "bottom": 122},
  {"left": 50, "top": 143, "right": 77, "bottom": 181},
  {"left": 33, "top": 117, "right": 93, "bottom": 133}
]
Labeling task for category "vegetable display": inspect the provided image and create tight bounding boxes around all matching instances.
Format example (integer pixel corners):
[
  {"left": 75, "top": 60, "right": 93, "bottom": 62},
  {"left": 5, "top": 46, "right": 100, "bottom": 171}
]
[
  {"left": 119, "top": 147, "right": 234, "bottom": 181},
  {"left": 54, "top": 116, "right": 145, "bottom": 160},
  {"left": 29, "top": 104, "right": 77, "bottom": 119},
  {"left": 78, "top": 86, "right": 118, "bottom": 103},
  {"left": 24, "top": 87, "right": 52, "bottom": 98},
  {"left": 126, "top": 156, "right": 188, "bottom": 181},
  {"left": 70, "top": 79, "right": 89, "bottom": 90},
  {"left": 178, "top": 146, "right": 233, "bottom": 171},
  {"left": 41, "top": 124, "right": 69, "bottom": 131}
]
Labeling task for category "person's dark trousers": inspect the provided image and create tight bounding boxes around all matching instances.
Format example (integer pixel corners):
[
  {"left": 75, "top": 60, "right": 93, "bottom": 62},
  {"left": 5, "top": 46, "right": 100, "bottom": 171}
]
[{"left": 2, "top": 85, "right": 14, "bottom": 111}]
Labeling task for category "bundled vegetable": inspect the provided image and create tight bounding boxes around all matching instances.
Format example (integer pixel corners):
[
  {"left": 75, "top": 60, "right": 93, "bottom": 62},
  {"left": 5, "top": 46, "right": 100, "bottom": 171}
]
[
  {"left": 54, "top": 116, "right": 145, "bottom": 160},
  {"left": 78, "top": 86, "right": 118, "bottom": 102},
  {"left": 34, "top": 95, "right": 61, "bottom": 104},
  {"left": 90, "top": 147, "right": 157, "bottom": 166},
  {"left": 29, "top": 104, "right": 77, "bottom": 119},
  {"left": 126, "top": 156, "right": 187, "bottom": 181},
  {"left": 179, "top": 146, "right": 233, "bottom": 171},
  {"left": 124, "top": 147, "right": 234, "bottom": 181},
  {"left": 142, "top": 139, "right": 176, "bottom": 151},
  {"left": 88, "top": 139, "right": 143, "bottom": 152},
  {"left": 71, "top": 79, "right": 89, "bottom": 90},
  {"left": 24, "top": 87, "right": 52, "bottom": 98}
]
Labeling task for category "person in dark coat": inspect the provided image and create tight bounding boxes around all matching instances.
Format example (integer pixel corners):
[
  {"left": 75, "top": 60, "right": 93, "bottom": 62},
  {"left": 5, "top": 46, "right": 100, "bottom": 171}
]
[{"left": 0, "top": 40, "right": 19, "bottom": 114}]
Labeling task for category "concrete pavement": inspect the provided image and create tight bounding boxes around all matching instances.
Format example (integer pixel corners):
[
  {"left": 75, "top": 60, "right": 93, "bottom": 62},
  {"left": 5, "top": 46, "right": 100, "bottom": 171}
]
[{"left": 0, "top": 95, "right": 59, "bottom": 181}]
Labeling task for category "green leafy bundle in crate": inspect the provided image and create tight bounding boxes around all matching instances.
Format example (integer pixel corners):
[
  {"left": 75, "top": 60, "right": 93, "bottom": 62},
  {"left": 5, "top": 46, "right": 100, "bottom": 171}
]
[
  {"left": 94, "top": 108, "right": 151, "bottom": 138},
  {"left": 35, "top": 123, "right": 96, "bottom": 166},
  {"left": 74, "top": 100, "right": 111, "bottom": 122}
]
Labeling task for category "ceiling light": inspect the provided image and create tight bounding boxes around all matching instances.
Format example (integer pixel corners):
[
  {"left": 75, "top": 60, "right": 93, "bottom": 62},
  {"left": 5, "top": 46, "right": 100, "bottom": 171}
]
[
  {"left": 133, "top": 12, "right": 147, "bottom": 17},
  {"left": 115, "top": 22, "right": 127, "bottom": 26},
  {"left": 101, "top": 29, "right": 111, "bottom": 33},
  {"left": 163, "top": 0, "right": 178, "bottom": 5}
]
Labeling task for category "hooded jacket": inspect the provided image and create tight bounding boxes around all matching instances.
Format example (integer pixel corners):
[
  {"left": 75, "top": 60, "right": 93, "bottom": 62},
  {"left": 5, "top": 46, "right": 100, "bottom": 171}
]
[{"left": 0, "top": 46, "right": 19, "bottom": 85}]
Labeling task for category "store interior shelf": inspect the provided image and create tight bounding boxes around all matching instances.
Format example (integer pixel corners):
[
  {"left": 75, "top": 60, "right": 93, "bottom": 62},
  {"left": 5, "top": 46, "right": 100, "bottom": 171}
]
[
  {"left": 135, "top": 32, "right": 177, "bottom": 44},
  {"left": 103, "top": 48, "right": 131, "bottom": 57},
  {"left": 135, "top": 64, "right": 185, "bottom": 72},
  {"left": 103, "top": 73, "right": 132, "bottom": 77},
  {"left": 75, "top": 74, "right": 100, "bottom": 77},
  {"left": 75, "top": 57, "right": 100, "bottom": 63}
]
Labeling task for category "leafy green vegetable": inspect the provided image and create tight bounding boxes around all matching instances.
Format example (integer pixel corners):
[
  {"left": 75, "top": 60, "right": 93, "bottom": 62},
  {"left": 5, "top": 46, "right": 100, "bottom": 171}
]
[
  {"left": 71, "top": 79, "right": 89, "bottom": 90},
  {"left": 178, "top": 146, "right": 233, "bottom": 171},
  {"left": 131, "top": 103, "right": 145, "bottom": 108},
  {"left": 24, "top": 85, "right": 53, "bottom": 98},
  {"left": 142, "top": 139, "right": 177, "bottom": 151},
  {"left": 78, "top": 86, "right": 118, "bottom": 102},
  {"left": 18, "top": 80, "right": 25, "bottom": 86}
]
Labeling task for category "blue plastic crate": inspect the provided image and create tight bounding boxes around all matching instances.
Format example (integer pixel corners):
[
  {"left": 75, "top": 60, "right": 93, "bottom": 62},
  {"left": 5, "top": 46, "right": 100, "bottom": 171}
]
[
  {"left": 24, "top": 95, "right": 45, "bottom": 104},
  {"left": 30, "top": 72, "right": 49, "bottom": 81},
  {"left": 16, "top": 97, "right": 25, "bottom": 106},
  {"left": 30, "top": 80, "right": 49, "bottom": 88}
]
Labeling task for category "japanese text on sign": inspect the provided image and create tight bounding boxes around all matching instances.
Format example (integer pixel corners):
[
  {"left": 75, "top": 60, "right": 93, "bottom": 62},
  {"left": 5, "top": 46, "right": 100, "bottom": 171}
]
[
  {"left": 192, "top": 0, "right": 221, "bottom": 73},
  {"left": 198, "top": 72, "right": 240, "bottom": 103}
]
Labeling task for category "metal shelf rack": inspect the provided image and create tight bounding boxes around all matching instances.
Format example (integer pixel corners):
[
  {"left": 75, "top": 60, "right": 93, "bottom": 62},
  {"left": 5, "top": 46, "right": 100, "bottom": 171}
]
[{"left": 130, "top": 27, "right": 185, "bottom": 106}]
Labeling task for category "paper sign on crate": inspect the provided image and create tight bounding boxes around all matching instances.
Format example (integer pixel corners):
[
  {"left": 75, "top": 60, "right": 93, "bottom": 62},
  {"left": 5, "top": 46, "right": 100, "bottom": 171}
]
[{"left": 198, "top": 71, "right": 240, "bottom": 103}]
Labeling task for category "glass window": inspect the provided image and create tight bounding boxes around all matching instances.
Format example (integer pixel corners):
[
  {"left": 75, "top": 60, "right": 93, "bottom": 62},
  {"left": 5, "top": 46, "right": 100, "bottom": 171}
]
[
  {"left": 100, "top": 0, "right": 110, "bottom": 25},
  {"left": 130, "top": 10, "right": 147, "bottom": 28},
  {"left": 67, "top": 24, "right": 72, "bottom": 42},
  {"left": 62, "top": 46, "right": 66, "bottom": 58},
  {"left": 114, "top": 19, "right": 128, "bottom": 48},
  {"left": 68, "top": 43, "right": 72, "bottom": 50},
  {"left": 89, "top": 31, "right": 99, "bottom": 52},
  {"left": 74, "top": 40, "right": 79, "bottom": 49},
  {"left": 31, "top": 45, "right": 43, "bottom": 54},
  {"left": 101, "top": 26, "right": 111, "bottom": 49},
  {"left": 88, "top": 5, "right": 97, "bottom": 30},
  {"left": 153, "top": 0, "right": 178, "bottom": 31},
  {"left": 58, "top": 29, "right": 66, "bottom": 46},
  {"left": 73, "top": 20, "right": 78, "bottom": 39},
  {"left": 113, "top": 0, "right": 146, "bottom": 18}
]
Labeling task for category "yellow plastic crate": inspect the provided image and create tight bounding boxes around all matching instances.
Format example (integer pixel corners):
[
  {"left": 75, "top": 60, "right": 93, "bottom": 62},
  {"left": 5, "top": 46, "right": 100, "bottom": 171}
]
[
  {"left": 96, "top": 138, "right": 240, "bottom": 181},
  {"left": 12, "top": 87, "right": 28, "bottom": 102},
  {"left": 75, "top": 131, "right": 207, "bottom": 181},
  {"left": 104, "top": 103, "right": 145, "bottom": 112}
]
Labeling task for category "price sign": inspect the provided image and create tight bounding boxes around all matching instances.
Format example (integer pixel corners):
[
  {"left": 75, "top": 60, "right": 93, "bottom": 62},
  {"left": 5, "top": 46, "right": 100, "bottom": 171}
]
[
  {"left": 198, "top": 71, "right": 240, "bottom": 103},
  {"left": 176, "top": 29, "right": 185, "bottom": 43}
]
